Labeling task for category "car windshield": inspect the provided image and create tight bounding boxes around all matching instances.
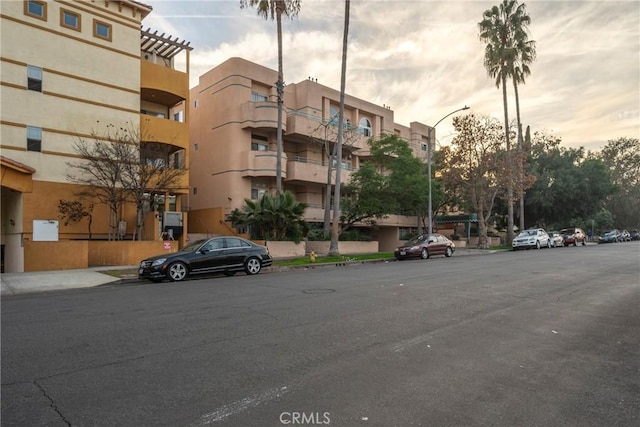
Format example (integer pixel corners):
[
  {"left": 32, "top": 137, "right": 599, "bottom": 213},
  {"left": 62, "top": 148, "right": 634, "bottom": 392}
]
[
  {"left": 560, "top": 229, "right": 573, "bottom": 234},
  {"left": 406, "top": 235, "right": 428, "bottom": 245},
  {"left": 180, "top": 239, "right": 207, "bottom": 252},
  {"left": 519, "top": 230, "right": 536, "bottom": 237}
]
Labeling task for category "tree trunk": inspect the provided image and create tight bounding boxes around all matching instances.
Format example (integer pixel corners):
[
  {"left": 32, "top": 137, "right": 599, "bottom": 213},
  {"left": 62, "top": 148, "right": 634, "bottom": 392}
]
[
  {"left": 329, "top": 0, "right": 350, "bottom": 255},
  {"left": 501, "top": 72, "right": 514, "bottom": 244},
  {"left": 513, "top": 78, "right": 525, "bottom": 232},
  {"left": 275, "top": 6, "right": 284, "bottom": 195}
]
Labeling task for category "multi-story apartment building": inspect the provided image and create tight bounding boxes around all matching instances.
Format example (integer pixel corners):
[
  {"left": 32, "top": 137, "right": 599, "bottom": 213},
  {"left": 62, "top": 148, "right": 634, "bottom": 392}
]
[
  {"left": 0, "top": 0, "right": 191, "bottom": 272},
  {"left": 188, "top": 57, "right": 435, "bottom": 251}
]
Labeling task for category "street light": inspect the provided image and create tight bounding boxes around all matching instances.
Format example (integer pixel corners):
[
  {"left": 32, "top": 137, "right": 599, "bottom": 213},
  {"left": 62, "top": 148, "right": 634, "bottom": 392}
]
[{"left": 427, "top": 105, "right": 470, "bottom": 236}]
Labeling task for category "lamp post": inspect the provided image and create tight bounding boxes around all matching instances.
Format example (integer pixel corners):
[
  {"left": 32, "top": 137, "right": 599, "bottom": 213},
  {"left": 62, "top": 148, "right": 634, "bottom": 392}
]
[{"left": 427, "top": 105, "right": 470, "bottom": 236}]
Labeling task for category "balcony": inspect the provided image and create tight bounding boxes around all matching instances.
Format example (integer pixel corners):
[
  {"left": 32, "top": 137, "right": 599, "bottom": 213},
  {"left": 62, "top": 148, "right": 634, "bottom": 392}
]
[
  {"left": 239, "top": 150, "right": 288, "bottom": 178},
  {"left": 286, "top": 157, "right": 353, "bottom": 185},
  {"left": 141, "top": 115, "right": 188, "bottom": 150},
  {"left": 286, "top": 110, "right": 370, "bottom": 151},
  {"left": 241, "top": 101, "right": 285, "bottom": 131},
  {"left": 141, "top": 61, "right": 188, "bottom": 103}
]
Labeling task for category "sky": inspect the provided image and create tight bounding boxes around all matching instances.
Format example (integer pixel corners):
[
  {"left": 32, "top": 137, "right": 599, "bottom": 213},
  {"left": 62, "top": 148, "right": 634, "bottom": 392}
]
[{"left": 142, "top": 0, "right": 640, "bottom": 152}]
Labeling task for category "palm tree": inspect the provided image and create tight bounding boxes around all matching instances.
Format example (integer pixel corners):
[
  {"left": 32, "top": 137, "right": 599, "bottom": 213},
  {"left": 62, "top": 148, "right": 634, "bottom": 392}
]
[
  {"left": 240, "top": 1, "right": 301, "bottom": 195},
  {"left": 478, "top": 0, "right": 532, "bottom": 243},
  {"left": 329, "top": 0, "right": 351, "bottom": 255}
]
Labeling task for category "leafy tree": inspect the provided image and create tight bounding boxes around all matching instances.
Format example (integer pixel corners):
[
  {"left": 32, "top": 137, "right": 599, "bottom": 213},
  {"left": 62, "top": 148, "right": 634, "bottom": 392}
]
[
  {"left": 440, "top": 115, "right": 516, "bottom": 248},
  {"left": 240, "top": 0, "right": 302, "bottom": 194},
  {"left": 525, "top": 131, "right": 615, "bottom": 228},
  {"left": 591, "top": 137, "right": 640, "bottom": 229},
  {"left": 57, "top": 199, "right": 94, "bottom": 239},
  {"left": 478, "top": 0, "right": 534, "bottom": 243},
  {"left": 340, "top": 162, "right": 394, "bottom": 231},
  {"left": 229, "top": 191, "right": 308, "bottom": 242}
]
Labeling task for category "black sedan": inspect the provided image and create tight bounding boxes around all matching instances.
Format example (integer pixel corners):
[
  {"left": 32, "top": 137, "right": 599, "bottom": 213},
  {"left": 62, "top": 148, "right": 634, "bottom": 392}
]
[
  {"left": 138, "top": 236, "right": 273, "bottom": 282},
  {"left": 394, "top": 233, "right": 455, "bottom": 260}
]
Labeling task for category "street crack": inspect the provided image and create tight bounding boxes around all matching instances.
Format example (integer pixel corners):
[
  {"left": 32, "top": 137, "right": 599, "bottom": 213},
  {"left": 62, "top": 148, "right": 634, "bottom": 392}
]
[{"left": 34, "top": 380, "right": 72, "bottom": 426}]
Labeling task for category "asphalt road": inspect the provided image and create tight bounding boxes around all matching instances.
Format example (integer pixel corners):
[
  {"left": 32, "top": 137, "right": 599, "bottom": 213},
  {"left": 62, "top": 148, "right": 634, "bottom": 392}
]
[{"left": 2, "top": 243, "right": 639, "bottom": 427}]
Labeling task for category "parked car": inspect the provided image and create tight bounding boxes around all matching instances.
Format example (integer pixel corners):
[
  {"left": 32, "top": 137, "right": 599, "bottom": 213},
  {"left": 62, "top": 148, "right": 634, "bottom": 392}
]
[
  {"left": 560, "top": 227, "right": 587, "bottom": 246},
  {"left": 394, "top": 233, "right": 455, "bottom": 260},
  {"left": 547, "top": 231, "right": 564, "bottom": 248},
  {"left": 512, "top": 228, "right": 551, "bottom": 250},
  {"left": 598, "top": 229, "right": 621, "bottom": 243},
  {"left": 630, "top": 230, "right": 640, "bottom": 241},
  {"left": 138, "top": 236, "right": 273, "bottom": 282},
  {"left": 620, "top": 230, "right": 631, "bottom": 242}
]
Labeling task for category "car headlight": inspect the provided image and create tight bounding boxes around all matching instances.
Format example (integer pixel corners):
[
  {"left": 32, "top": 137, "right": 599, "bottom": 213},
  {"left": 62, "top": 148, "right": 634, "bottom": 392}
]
[
  {"left": 411, "top": 245, "right": 420, "bottom": 250},
  {"left": 151, "top": 258, "right": 166, "bottom": 267}
]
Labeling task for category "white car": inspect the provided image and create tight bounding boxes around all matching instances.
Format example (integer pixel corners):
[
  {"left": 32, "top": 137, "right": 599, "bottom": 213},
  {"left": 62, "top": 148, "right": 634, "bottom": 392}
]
[
  {"left": 547, "top": 231, "right": 564, "bottom": 248},
  {"left": 512, "top": 228, "right": 551, "bottom": 250}
]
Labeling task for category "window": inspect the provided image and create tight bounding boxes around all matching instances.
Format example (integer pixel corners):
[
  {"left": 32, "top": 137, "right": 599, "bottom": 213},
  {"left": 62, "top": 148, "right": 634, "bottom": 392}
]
[
  {"left": 194, "top": 99, "right": 199, "bottom": 108},
  {"left": 194, "top": 143, "right": 198, "bottom": 151},
  {"left": 359, "top": 118, "right": 372, "bottom": 137},
  {"left": 27, "top": 65, "right": 42, "bottom": 92},
  {"left": 192, "top": 187, "right": 197, "bottom": 195},
  {"left": 329, "top": 107, "right": 339, "bottom": 125},
  {"left": 251, "top": 92, "right": 268, "bottom": 102},
  {"left": 173, "top": 111, "right": 183, "bottom": 122},
  {"left": 26, "top": 126, "right": 42, "bottom": 152},
  {"left": 60, "top": 9, "right": 80, "bottom": 31},
  {"left": 399, "top": 227, "right": 418, "bottom": 241},
  {"left": 421, "top": 143, "right": 427, "bottom": 152},
  {"left": 251, "top": 142, "right": 268, "bottom": 151},
  {"left": 93, "top": 20, "right": 112, "bottom": 41},
  {"left": 25, "top": 0, "right": 47, "bottom": 20},
  {"left": 251, "top": 188, "right": 267, "bottom": 200}
]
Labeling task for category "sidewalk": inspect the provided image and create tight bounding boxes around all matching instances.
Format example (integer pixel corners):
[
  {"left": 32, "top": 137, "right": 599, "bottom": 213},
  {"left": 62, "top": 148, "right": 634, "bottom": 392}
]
[{"left": 0, "top": 248, "right": 498, "bottom": 297}]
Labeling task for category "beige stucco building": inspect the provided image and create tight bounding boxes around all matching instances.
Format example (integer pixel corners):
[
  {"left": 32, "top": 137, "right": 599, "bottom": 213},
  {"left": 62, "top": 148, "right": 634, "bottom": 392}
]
[
  {"left": 1, "top": 0, "right": 191, "bottom": 272},
  {"left": 188, "top": 57, "right": 435, "bottom": 251}
]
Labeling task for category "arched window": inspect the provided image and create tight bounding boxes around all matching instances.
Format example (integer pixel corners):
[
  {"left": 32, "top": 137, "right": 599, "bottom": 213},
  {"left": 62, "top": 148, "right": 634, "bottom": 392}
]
[{"left": 359, "top": 117, "right": 372, "bottom": 137}]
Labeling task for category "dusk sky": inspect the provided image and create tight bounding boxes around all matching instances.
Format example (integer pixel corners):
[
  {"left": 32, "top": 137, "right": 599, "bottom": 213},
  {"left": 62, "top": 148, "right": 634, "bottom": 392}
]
[{"left": 143, "top": 0, "right": 640, "bottom": 151}]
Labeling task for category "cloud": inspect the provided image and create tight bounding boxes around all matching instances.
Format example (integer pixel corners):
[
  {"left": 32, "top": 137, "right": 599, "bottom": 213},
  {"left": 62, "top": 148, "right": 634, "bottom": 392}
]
[{"left": 144, "top": 0, "right": 640, "bottom": 150}]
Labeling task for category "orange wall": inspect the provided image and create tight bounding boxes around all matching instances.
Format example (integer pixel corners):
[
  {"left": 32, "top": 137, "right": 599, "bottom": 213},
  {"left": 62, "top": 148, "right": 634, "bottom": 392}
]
[{"left": 24, "top": 241, "right": 88, "bottom": 271}]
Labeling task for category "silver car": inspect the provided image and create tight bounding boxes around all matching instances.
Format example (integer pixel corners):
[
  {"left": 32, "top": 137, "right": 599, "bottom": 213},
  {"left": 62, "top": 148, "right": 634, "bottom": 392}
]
[
  {"left": 547, "top": 231, "right": 564, "bottom": 248},
  {"left": 512, "top": 228, "right": 551, "bottom": 250}
]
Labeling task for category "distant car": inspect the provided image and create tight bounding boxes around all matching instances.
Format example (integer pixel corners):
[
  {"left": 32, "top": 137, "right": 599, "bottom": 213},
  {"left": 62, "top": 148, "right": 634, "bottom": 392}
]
[
  {"left": 547, "top": 231, "right": 564, "bottom": 248},
  {"left": 512, "top": 228, "right": 551, "bottom": 250},
  {"left": 560, "top": 227, "right": 587, "bottom": 246},
  {"left": 630, "top": 230, "right": 640, "bottom": 241},
  {"left": 620, "top": 230, "right": 631, "bottom": 242},
  {"left": 138, "top": 236, "right": 272, "bottom": 282},
  {"left": 598, "top": 229, "right": 621, "bottom": 243},
  {"left": 394, "top": 233, "right": 455, "bottom": 260}
]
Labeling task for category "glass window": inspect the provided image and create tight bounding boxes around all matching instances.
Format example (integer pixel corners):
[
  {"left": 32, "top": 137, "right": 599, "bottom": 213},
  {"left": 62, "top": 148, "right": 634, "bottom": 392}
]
[
  {"left": 359, "top": 118, "right": 372, "bottom": 137},
  {"left": 251, "top": 142, "right": 268, "bottom": 151},
  {"left": 251, "top": 188, "right": 266, "bottom": 200},
  {"left": 61, "top": 9, "right": 80, "bottom": 31},
  {"left": 329, "top": 107, "right": 339, "bottom": 125},
  {"left": 251, "top": 92, "right": 268, "bottom": 102},
  {"left": 25, "top": 0, "right": 47, "bottom": 20},
  {"left": 421, "top": 143, "right": 427, "bottom": 152},
  {"left": 27, "top": 65, "right": 42, "bottom": 92},
  {"left": 94, "top": 20, "right": 111, "bottom": 41},
  {"left": 27, "top": 126, "right": 42, "bottom": 152}
]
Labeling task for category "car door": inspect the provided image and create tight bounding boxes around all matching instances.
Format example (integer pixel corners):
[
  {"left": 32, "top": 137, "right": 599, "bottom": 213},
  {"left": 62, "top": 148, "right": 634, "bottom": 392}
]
[
  {"left": 429, "top": 235, "right": 445, "bottom": 256},
  {"left": 223, "top": 237, "right": 251, "bottom": 269},
  {"left": 191, "top": 238, "right": 225, "bottom": 273}
]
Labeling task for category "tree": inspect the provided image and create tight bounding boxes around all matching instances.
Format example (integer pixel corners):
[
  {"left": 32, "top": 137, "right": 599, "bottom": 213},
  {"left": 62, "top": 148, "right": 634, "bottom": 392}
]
[
  {"left": 57, "top": 199, "right": 94, "bottom": 239},
  {"left": 591, "top": 137, "right": 640, "bottom": 229},
  {"left": 525, "top": 131, "right": 615, "bottom": 229},
  {"left": 66, "top": 122, "right": 187, "bottom": 240},
  {"left": 229, "top": 191, "right": 308, "bottom": 242},
  {"left": 479, "top": 0, "right": 534, "bottom": 243},
  {"left": 240, "top": 0, "right": 302, "bottom": 195},
  {"left": 340, "top": 162, "right": 394, "bottom": 231},
  {"left": 440, "top": 115, "right": 512, "bottom": 248},
  {"left": 329, "top": 0, "right": 351, "bottom": 256}
]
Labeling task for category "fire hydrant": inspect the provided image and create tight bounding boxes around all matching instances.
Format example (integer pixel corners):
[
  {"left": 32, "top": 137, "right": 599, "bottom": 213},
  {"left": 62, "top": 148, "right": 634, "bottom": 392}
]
[{"left": 309, "top": 251, "right": 316, "bottom": 263}]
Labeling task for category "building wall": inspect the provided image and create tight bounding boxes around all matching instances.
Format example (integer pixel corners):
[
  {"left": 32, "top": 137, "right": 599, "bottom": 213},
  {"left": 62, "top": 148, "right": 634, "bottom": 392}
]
[
  {"left": 188, "top": 57, "right": 434, "bottom": 241},
  {"left": 1, "top": 1, "right": 191, "bottom": 271}
]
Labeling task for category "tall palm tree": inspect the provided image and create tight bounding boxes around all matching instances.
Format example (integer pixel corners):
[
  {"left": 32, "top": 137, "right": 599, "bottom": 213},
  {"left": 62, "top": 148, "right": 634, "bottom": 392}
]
[
  {"left": 329, "top": 0, "right": 350, "bottom": 255},
  {"left": 478, "top": 0, "right": 531, "bottom": 244},
  {"left": 240, "top": 1, "right": 301, "bottom": 195}
]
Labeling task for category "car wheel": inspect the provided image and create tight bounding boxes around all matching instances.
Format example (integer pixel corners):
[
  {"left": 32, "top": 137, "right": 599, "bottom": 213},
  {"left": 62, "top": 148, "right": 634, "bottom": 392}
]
[
  {"left": 224, "top": 271, "right": 237, "bottom": 277},
  {"left": 167, "top": 262, "right": 188, "bottom": 282},
  {"left": 536, "top": 240, "right": 541, "bottom": 249},
  {"left": 445, "top": 247, "right": 453, "bottom": 257},
  {"left": 244, "top": 257, "right": 262, "bottom": 275},
  {"left": 582, "top": 239, "right": 586, "bottom": 246},
  {"left": 420, "top": 248, "right": 429, "bottom": 259}
]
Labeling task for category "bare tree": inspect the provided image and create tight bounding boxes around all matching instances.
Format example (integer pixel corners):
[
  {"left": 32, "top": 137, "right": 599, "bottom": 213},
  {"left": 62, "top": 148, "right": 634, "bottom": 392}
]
[
  {"left": 66, "top": 121, "right": 187, "bottom": 240},
  {"left": 57, "top": 199, "right": 94, "bottom": 239}
]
